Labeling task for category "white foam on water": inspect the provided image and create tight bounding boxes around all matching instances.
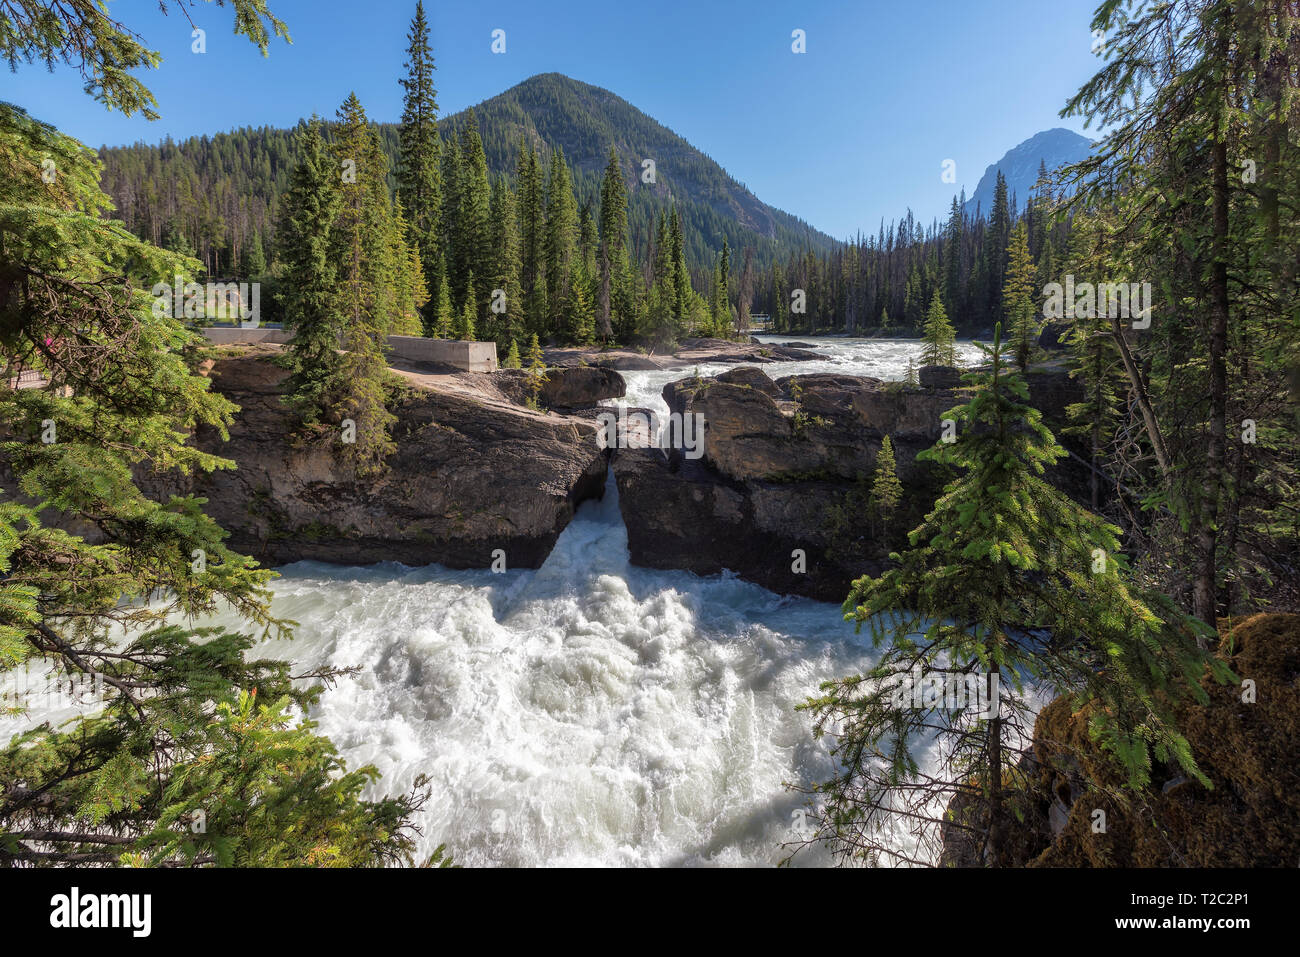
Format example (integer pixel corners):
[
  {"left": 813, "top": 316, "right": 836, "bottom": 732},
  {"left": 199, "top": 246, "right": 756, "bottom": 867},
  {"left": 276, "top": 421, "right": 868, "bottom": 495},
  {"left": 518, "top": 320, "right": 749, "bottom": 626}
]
[
  {"left": 613, "top": 336, "right": 984, "bottom": 422},
  {"left": 4, "top": 337, "right": 983, "bottom": 867}
]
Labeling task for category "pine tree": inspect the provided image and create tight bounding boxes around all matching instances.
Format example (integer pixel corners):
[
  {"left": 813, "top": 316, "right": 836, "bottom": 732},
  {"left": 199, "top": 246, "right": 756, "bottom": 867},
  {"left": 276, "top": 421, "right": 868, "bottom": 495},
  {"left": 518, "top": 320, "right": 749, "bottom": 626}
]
[
  {"left": 668, "top": 206, "right": 691, "bottom": 326},
  {"left": 388, "top": 200, "right": 427, "bottom": 336},
  {"left": 920, "top": 289, "right": 956, "bottom": 367},
  {"left": 1003, "top": 221, "right": 1038, "bottom": 370},
  {"left": 710, "top": 238, "right": 731, "bottom": 337},
  {"left": 517, "top": 142, "right": 548, "bottom": 336},
  {"left": 524, "top": 332, "right": 548, "bottom": 408},
  {"left": 942, "top": 196, "right": 964, "bottom": 317},
  {"left": 457, "top": 111, "right": 492, "bottom": 315},
  {"left": 771, "top": 262, "right": 788, "bottom": 334},
  {"left": 433, "top": 251, "right": 453, "bottom": 338},
  {"left": 329, "top": 92, "right": 399, "bottom": 475},
  {"left": 396, "top": 0, "right": 441, "bottom": 335},
  {"left": 504, "top": 339, "right": 522, "bottom": 369},
  {"left": 544, "top": 145, "right": 578, "bottom": 337},
  {"left": 281, "top": 117, "right": 344, "bottom": 421},
  {"left": 983, "top": 170, "right": 1011, "bottom": 325},
  {"left": 597, "top": 147, "right": 628, "bottom": 343},
  {"left": 798, "top": 327, "right": 1226, "bottom": 867},
  {"left": 440, "top": 131, "right": 466, "bottom": 307},
  {"left": 568, "top": 258, "right": 596, "bottom": 345},
  {"left": 486, "top": 176, "right": 521, "bottom": 347},
  {"left": 870, "top": 434, "right": 903, "bottom": 538},
  {"left": 243, "top": 229, "right": 266, "bottom": 277},
  {"left": 457, "top": 292, "right": 477, "bottom": 341}
]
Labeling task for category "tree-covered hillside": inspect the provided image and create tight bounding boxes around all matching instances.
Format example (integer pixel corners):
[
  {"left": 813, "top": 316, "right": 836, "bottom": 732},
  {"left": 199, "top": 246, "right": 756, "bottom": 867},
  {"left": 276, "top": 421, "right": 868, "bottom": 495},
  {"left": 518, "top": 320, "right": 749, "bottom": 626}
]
[{"left": 96, "top": 72, "right": 835, "bottom": 282}]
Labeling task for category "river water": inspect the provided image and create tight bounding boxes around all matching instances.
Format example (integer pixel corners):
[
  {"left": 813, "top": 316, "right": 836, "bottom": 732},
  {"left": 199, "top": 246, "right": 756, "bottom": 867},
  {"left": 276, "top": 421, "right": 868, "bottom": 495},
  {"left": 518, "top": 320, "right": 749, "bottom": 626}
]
[{"left": 5, "top": 337, "right": 978, "bottom": 867}]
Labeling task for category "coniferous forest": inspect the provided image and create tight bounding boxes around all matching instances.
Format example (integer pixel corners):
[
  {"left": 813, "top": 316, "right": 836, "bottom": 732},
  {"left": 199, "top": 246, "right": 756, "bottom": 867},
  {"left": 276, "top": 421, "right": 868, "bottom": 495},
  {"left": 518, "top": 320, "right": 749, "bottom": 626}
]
[{"left": 1, "top": 0, "right": 1299, "bottom": 922}]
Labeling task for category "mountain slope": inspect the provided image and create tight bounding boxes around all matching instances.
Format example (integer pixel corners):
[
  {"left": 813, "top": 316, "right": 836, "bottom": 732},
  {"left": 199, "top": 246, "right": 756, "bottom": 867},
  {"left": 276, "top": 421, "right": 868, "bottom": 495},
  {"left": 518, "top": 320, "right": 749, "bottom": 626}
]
[
  {"left": 963, "top": 127, "right": 1092, "bottom": 217},
  {"left": 96, "top": 73, "right": 836, "bottom": 279},
  {"left": 439, "top": 73, "right": 835, "bottom": 269}
]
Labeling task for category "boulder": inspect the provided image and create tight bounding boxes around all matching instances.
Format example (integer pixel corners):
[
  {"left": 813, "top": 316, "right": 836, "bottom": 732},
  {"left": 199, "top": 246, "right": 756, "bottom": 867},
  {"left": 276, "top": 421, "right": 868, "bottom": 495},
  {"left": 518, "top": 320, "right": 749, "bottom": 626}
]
[
  {"left": 918, "top": 364, "right": 964, "bottom": 390},
  {"left": 539, "top": 365, "right": 625, "bottom": 408},
  {"left": 713, "top": 365, "right": 782, "bottom": 398}
]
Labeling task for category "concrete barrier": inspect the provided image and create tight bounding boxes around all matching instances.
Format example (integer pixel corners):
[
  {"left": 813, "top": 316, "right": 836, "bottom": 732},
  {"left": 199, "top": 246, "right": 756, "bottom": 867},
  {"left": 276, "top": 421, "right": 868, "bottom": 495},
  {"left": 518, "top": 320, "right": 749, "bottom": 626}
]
[
  {"left": 386, "top": 336, "right": 498, "bottom": 372},
  {"left": 201, "top": 328, "right": 498, "bottom": 373},
  {"left": 203, "top": 327, "right": 291, "bottom": 346}
]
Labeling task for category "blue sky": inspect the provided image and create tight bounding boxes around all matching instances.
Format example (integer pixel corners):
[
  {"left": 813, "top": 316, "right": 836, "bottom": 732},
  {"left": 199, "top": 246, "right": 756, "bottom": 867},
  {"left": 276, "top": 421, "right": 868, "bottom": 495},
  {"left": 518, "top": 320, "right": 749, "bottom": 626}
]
[{"left": 3, "top": 0, "right": 1106, "bottom": 238}]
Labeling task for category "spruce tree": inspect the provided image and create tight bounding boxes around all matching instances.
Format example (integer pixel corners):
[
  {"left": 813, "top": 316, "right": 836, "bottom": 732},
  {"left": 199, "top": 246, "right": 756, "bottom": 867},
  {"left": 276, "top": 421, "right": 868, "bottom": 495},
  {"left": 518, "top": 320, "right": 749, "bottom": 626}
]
[
  {"left": 517, "top": 142, "right": 548, "bottom": 336},
  {"left": 597, "top": 147, "right": 628, "bottom": 343},
  {"left": 544, "top": 146, "right": 578, "bottom": 337},
  {"left": 920, "top": 289, "right": 956, "bottom": 367},
  {"left": 457, "top": 111, "right": 493, "bottom": 315},
  {"left": 440, "top": 131, "right": 466, "bottom": 307},
  {"left": 524, "top": 333, "right": 548, "bottom": 408},
  {"left": 243, "top": 229, "right": 266, "bottom": 277},
  {"left": 281, "top": 116, "right": 344, "bottom": 421},
  {"left": 0, "top": 4, "right": 434, "bottom": 866},
  {"left": 797, "top": 327, "right": 1227, "bottom": 866},
  {"left": 568, "top": 258, "right": 596, "bottom": 345},
  {"left": 1003, "top": 221, "right": 1038, "bottom": 370},
  {"left": 396, "top": 0, "right": 442, "bottom": 336},
  {"left": 870, "top": 434, "right": 903, "bottom": 539},
  {"left": 433, "top": 251, "right": 453, "bottom": 338},
  {"left": 983, "top": 170, "right": 1011, "bottom": 325},
  {"left": 329, "top": 92, "right": 399, "bottom": 475},
  {"left": 488, "top": 175, "right": 522, "bottom": 347},
  {"left": 456, "top": 269, "right": 477, "bottom": 341}
]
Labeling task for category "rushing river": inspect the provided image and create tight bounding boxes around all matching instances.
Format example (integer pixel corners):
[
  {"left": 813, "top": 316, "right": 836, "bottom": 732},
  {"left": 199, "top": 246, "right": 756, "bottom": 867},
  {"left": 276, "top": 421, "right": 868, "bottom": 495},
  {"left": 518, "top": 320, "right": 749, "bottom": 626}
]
[
  {"left": 615, "top": 334, "right": 985, "bottom": 421},
  {"left": 5, "top": 337, "right": 976, "bottom": 867}
]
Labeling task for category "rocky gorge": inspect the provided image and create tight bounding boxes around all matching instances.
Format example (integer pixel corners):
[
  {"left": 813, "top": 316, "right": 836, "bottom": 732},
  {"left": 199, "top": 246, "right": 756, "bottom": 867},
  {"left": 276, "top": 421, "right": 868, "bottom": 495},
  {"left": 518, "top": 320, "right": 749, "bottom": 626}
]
[{"left": 156, "top": 339, "right": 1086, "bottom": 604}]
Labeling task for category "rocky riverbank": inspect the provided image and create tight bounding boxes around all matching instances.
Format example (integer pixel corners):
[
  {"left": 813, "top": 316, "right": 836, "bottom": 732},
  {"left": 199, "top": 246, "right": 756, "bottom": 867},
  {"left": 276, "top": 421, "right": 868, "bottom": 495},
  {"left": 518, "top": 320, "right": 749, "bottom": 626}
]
[
  {"left": 143, "top": 346, "right": 619, "bottom": 569},
  {"left": 612, "top": 362, "right": 1086, "bottom": 601},
  {"left": 115, "top": 342, "right": 1084, "bottom": 596},
  {"left": 542, "top": 336, "right": 827, "bottom": 371}
]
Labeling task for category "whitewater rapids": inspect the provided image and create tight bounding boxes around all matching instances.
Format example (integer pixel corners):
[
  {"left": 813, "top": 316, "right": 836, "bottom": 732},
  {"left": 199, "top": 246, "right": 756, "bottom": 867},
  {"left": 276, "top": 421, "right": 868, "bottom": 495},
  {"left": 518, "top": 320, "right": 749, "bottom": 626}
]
[{"left": 5, "top": 337, "right": 980, "bottom": 867}]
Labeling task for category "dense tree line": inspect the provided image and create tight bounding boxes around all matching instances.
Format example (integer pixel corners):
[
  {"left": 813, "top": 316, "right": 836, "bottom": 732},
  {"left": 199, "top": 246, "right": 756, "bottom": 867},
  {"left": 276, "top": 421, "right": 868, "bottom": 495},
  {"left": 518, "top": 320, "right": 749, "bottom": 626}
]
[{"left": 756, "top": 168, "right": 1074, "bottom": 337}]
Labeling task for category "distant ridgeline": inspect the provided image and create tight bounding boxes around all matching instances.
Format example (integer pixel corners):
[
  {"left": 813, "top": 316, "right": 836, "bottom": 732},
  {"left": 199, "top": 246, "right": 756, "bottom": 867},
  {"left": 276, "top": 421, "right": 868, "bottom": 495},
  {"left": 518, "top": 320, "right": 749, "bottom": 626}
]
[{"left": 96, "top": 72, "right": 835, "bottom": 284}]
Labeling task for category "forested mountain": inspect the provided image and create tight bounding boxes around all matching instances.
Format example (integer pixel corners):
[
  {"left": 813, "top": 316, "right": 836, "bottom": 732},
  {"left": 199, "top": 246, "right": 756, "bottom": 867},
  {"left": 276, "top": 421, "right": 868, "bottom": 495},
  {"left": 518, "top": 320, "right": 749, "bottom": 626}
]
[
  {"left": 436, "top": 73, "right": 835, "bottom": 274},
  {"left": 964, "top": 127, "right": 1092, "bottom": 217},
  {"left": 96, "top": 72, "right": 835, "bottom": 281}
]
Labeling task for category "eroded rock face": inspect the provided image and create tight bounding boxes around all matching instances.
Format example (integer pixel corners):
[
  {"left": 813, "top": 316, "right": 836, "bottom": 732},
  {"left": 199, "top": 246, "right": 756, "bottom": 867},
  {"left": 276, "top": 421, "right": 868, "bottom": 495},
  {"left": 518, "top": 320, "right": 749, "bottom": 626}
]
[
  {"left": 495, "top": 365, "right": 626, "bottom": 410},
  {"left": 666, "top": 367, "right": 957, "bottom": 483},
  {"left": 619, "top": 363, "right": 1087, "bottom": 602},
  {"left": 918, "top": 364, "right": 963, "bottom": 390},
  {"left": 616, "top": 366, "right": 956, "bottom": 600},
  {"left": 154, "top": 354, "right": 608, "bottom": 568},
  {"left": 611, "top": 448, "right": 877, "bottom": 602}
]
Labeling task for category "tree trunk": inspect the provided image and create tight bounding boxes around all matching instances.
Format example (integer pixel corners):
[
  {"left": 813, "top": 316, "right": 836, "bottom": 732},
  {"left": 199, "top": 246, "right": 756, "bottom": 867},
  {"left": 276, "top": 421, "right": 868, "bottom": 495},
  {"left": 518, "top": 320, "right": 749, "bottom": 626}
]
[
  {"left": 985, "top": 665, "right": 1005, "bottom": 867},
  {"left": 1194, "top": 90, "right": 1231, "bottom": 629}
]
